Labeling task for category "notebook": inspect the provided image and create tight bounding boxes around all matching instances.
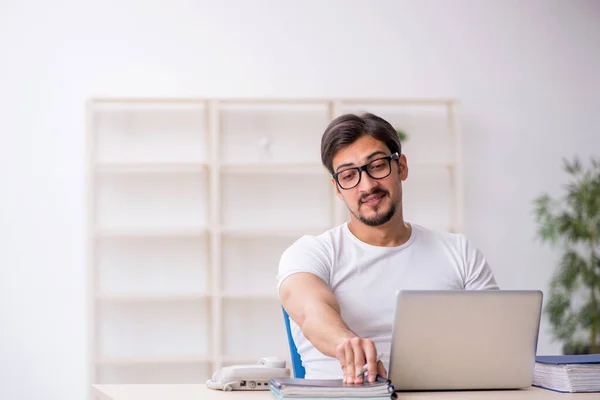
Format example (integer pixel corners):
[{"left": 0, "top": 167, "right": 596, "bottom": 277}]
[
  {"left": 268, "top": 376, "right": 396, "bottom": 399},
  {"left": 533, "top": 354, "right": 600, "bottom": 393}
]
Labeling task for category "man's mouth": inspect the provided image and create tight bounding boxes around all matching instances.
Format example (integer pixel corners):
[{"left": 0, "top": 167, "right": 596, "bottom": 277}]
[{"left": 361, "top": 192, "right": 387, "bottom": 207}]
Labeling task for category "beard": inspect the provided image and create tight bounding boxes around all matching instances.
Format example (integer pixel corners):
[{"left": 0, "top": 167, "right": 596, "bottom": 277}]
[{"left": 351, "top": 188, "right": 397, "bottom": 227}]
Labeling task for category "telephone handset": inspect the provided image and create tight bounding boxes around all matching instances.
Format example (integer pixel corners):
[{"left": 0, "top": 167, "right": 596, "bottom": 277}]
[{"left": 206, "top": 357, "right": 291, "bottom": 391}]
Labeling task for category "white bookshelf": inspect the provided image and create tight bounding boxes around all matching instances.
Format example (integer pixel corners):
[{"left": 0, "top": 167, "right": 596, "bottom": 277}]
[{"left": 86, "top": 97, "right": 463, "bottom": 388}]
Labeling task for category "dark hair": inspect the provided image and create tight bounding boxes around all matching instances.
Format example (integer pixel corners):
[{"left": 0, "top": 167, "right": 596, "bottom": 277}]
[{"left": 320, "top": 112, "right": 402, "bottom": 174}]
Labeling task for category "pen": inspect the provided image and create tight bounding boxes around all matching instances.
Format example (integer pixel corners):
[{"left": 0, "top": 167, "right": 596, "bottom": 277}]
[{"left": 355, "top": 352, "right": 384, "bottom": 377}]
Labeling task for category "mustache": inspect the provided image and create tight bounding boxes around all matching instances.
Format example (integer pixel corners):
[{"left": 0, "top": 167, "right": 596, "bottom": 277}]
[{"left": 359, "top": 188, "right": 389, "bottom": 203}]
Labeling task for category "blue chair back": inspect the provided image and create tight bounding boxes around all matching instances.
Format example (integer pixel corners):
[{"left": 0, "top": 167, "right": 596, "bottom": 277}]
[{"left": 282, "top": 307, "right": 306, "bottom": 378}]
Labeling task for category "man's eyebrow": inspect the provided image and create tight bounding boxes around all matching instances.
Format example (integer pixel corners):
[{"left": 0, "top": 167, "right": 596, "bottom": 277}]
[
  {"left": 334, "top": 150, "right": 388, "bottom": 172},
  {"left": 365, "top": 150, "right": 388, "bottom": 160}
]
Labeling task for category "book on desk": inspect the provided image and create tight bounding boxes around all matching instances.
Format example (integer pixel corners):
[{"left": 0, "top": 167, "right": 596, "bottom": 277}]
[
  {"left": 268, "top": 376, "right": 396, "bottom": 399},
  {"left": 533, "top": 354, "right": 600, "bottom": 393}
]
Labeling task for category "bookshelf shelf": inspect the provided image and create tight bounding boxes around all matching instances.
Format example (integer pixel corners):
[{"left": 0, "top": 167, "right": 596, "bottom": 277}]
[
  {"left": 96, "top": 162, "right": 208, "bottom": 174},
  {"left": 96, "top": 293, "right": 210, "bottom": 302},
  {"left": 220, "top": 292, "right": 279, "bottom": 300},
  {"left": 95, "top": 227, "right": 209, "bottom": 237},
  {"left": 87, "top": 97, "right": 463, "bottom": 387},
  {"left": 220, "top": 163, "right": 326, "bottom": 175},
  {"left": 96, "top": 355, "right": 211, "bottom": 365},
  {"left": 219, "top": 226, "right": 330, "bottom": 237}
]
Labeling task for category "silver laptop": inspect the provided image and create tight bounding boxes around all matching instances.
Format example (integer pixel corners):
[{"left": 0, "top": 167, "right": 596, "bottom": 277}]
[{"left": 388, "top": 290, "right": 543, "bottom": 391}]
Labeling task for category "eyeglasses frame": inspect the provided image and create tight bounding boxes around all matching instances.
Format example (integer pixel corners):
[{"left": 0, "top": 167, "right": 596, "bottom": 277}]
[{"left": 332, "top": 152, "right": 400, "bottom": 190}]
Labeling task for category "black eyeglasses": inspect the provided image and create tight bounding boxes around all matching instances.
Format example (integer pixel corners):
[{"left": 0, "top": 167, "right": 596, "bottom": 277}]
[{"left": 332, "top": 152, "right": 400, "bottom": 190}]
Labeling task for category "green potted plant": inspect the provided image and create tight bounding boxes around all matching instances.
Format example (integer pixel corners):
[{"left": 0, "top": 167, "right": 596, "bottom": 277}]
[
  {"left": 533, "top": 156, "right": 600, "bottom": 355},
  {"left": 396, "top": 129, "right": 408, "bottom": 142}
]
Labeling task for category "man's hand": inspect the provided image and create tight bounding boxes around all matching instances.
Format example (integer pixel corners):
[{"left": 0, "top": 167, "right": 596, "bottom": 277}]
[{"left": 335, "top": 337, "right": 387, "bottom": 384}]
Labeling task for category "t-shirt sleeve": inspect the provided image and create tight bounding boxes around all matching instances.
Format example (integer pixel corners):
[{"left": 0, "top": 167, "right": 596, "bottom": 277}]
[
  {"left": 276, "top": 235, "right": 332, "bottom": 291},
  {"left": 461, "top": 236, "right": 499, "bottom": 290}
]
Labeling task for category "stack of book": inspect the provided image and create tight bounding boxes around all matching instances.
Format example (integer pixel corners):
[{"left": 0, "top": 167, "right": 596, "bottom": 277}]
[
  {"left": 533, "top": 354, "right": 600, "bottom": 393},
  {"left": 268, "top": 376, "right": 396, "bottom": 399}
]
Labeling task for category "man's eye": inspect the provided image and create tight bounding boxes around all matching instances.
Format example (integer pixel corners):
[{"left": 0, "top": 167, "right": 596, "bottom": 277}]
[
  {"left": 370, "top": 162, "right": 386, "bottom": 170},
  {"left": 340, "top": 172, "right": 356, "bottom": 181}
]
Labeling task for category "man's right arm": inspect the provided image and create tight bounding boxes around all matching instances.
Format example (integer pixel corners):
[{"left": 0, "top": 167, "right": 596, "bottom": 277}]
[
  {"left": 279, "top": 272, "right": 355, "bottom": 359},
  {"left": 276, "top": 237, "right": 384, "bottom": 383}
]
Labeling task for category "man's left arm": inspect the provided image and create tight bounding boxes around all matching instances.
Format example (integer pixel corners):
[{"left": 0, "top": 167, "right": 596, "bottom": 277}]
[{"left": 461, "top": 236, "right": 499, "bottom": 290}]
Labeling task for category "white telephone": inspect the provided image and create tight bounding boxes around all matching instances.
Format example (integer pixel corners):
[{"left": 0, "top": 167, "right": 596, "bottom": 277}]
[{"left": 206, "top": 357, "right": 291, "bottom": 391}]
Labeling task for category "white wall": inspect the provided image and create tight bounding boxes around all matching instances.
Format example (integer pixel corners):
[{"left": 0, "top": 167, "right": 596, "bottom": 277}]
[{"left": 1, "top": 0, "right": 599, "bottom": 399}]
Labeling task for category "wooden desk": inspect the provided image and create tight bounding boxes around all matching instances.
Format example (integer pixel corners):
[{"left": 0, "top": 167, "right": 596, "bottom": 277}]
[{"left": 92, "top": 384, "right": 598, "bottom": 399}]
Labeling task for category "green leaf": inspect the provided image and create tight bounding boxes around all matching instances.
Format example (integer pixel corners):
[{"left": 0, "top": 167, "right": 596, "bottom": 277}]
[
  {"left": 555, "top": 312, "right": 579, "bottom": 342},
  {"left": 563, "top": 340, "right": 591, "bottom": 355},
  {"left": 578, "top": 301, "right": 599, "bottom": 328},
  {"left": 555, "top": 250, "right": 586, "bottom": 292},
  {"left": 396, "top": 129, "right": 408, "bottom": 142},
  {"left": 545, "top": 291, "right": 570, "bottom": 327},
  {"left": 582, "top": 265, "right": 599, "bottom": 288},
  {"left": 564, "top": 157, "right": 582, "bottom": 175},
  {"left": 533, "top": 194, "right": 560, "bottom": 244}
]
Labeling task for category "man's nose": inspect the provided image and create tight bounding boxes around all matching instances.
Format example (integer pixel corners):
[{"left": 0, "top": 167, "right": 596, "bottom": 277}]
[{"left": 357, "top": 170, "right": 378, "bottom": 192}]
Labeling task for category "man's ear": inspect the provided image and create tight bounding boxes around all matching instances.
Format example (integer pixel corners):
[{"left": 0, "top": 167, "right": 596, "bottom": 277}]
[
  {"left": 331, "top": 178, "right": 344, "bottom": 200},
  {"left": 398, "top": 154, "right": 408, "bottom": 181}
]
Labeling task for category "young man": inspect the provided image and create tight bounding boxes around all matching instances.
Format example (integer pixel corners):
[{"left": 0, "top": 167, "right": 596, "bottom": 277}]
[{"left": 277, "top": 112, "right": 498, "bottom": 384}]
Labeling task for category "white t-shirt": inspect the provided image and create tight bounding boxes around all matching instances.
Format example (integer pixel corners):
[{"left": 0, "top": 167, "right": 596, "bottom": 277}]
[{"left": 276, "top": 222, "right": 499, "bottom": 379}]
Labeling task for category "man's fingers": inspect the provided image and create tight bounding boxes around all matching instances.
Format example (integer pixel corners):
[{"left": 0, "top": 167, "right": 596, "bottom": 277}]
[
  {"left": 377, "top": 360, "right": 388, "bottom": 379},
  {"left": 335, "top": 343, "right": 345, "bottom": 365},
  {"left": 352, "top": 339, "right": 366, "bottom": 384},
  {"left": 336, "top": 343, "right": 348, "bottom": 383},
  {"left": 344, "top": 340, "right": 355, "bottom": 383},
  {"left": 363, "top": 341, "right": 378, "bottom": 383}
]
